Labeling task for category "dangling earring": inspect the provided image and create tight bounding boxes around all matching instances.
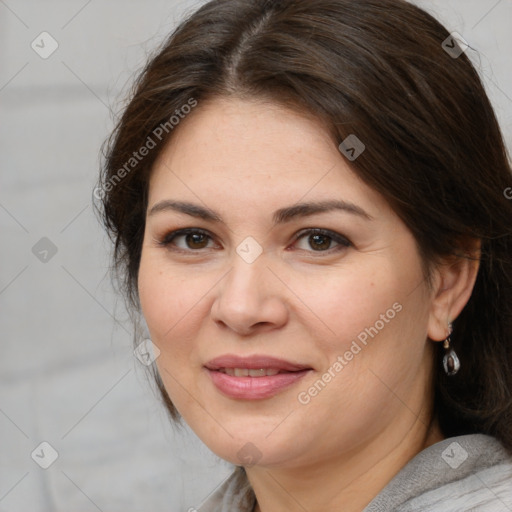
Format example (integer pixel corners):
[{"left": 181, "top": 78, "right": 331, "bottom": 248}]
[{"left": 442, "top": 322, "right": 460, "bottom": 376}]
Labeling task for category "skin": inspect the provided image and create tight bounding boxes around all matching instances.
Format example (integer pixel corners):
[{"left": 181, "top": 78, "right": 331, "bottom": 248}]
[{"left": 138, "top": 97, "right": 480, "bottom": 512}]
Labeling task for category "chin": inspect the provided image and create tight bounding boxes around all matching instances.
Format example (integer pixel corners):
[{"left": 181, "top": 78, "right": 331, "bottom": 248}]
[
  {"left": 188, "top": 415, "right": 307, "bottom": 468},
  {"left": 208, "top": 438, "right": 294, "bottom": 469}
]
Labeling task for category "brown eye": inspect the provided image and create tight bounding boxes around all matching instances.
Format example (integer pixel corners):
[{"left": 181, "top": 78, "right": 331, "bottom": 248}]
[
  {"left": 294, "top": 229, "right": 351, "bottom": 253},
  {"left": 308, "top": 233, "right": 333, "bottom": 251},
  {"left": 160, "top": 229, "right": 216, "bottom": 251},
  {"left": 185, "top": 232, "right": 209, "bottom": 249}
]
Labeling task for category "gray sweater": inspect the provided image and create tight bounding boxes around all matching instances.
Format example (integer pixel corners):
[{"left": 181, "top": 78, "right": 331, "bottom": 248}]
[{"left": 197, "top": 434, "right": 512, "bottom": 511}]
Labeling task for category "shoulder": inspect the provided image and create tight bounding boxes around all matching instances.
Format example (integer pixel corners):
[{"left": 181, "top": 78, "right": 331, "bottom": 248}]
[{"left": 365, "top": 434, "right": 512, "bottom": 512}]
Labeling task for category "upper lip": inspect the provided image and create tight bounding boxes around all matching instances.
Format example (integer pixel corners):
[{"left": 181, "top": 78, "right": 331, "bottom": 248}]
[{"left": 205, "top": 354, "right": 311, "bottom": 372}]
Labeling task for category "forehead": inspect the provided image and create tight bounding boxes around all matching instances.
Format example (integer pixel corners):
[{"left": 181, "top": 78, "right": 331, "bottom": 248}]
[{"left": 149, "top": 97, "right": 390, "bottom": 218}]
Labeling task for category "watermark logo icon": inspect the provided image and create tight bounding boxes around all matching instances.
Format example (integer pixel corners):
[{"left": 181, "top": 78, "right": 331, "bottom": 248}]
[
  {"left": 339, "top": 134, "right": 366, "bottom": 161},
  {"left": 237, "top": 442, "right": 262, "bottom": 467},
  {"left": 31, "top": 441, "right": 59, "bottom": 469},
  {"left": 134, "top": 339, "right": 160, "bottom": 366},
  {"left": 31, "top": 32, "right": 59, "bottom": 59},
  {"left": 32, "top": 237, "right": 58, "bottom": 263},
  {"left": 93, "top": 186, "right": 106, "bottom": 201},
  {"left": 236, "top": 236, "right": 263, "bottom": 264},
  {"left": 441, "top": 441, "right": 468, "bottom": 469},
  {"left": 442, "top": 32, "right": 468, "bottom": 59}
]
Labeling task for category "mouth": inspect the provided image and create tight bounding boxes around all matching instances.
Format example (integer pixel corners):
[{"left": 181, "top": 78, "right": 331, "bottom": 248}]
[
  {"left": 204, "top": 354, "right": 312, "bottom": 400},
  {"left": 217, "top": 368, "right": 287, "bottom": 377}
]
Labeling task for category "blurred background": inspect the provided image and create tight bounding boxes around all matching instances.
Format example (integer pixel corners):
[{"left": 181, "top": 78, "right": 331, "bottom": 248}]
[{"left": 0, "top": 1, "right": 510, "bottom": 511}]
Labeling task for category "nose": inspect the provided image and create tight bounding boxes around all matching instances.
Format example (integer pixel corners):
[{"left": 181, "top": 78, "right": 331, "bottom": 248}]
[{"left": 210, "top": 255, "right": 289, "bottom": 337}]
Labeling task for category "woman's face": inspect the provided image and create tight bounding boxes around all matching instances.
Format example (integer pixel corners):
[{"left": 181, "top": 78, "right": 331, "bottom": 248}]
[{"left": 139, "top": 97, "right": 439, "bottom": 469}]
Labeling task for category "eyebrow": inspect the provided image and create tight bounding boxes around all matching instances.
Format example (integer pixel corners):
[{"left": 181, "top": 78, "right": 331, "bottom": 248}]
[{"left": 148, "top": 199, "right": 373, "bottom": 224}]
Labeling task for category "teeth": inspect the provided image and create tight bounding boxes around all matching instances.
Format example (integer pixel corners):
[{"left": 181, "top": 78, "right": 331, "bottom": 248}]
[{"left": 220, "top": 368, "right": 281, "bottom": 377}]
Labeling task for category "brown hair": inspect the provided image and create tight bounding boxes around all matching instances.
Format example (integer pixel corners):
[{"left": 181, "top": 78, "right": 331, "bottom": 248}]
[{"left": 97, "top": 0, "right": 512, "bottom": 451}]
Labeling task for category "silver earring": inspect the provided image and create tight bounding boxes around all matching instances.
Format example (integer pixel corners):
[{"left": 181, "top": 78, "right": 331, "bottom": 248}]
[{"left": 442, "top": 323, "right": 460, "bottom": 376}]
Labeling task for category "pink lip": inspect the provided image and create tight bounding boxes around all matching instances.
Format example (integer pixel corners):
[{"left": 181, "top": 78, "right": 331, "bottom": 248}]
[{"left": 204, "top": 354, "right": 312, "bottom": 400}]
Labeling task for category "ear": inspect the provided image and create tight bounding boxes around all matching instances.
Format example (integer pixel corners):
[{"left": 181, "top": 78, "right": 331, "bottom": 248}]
[{"left": 427, "top": 239, "right": 481, "bottom": 342}]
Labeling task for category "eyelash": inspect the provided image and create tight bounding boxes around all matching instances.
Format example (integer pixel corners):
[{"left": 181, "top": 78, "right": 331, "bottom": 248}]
[{"left": 157, "top": 228, "right": 352, "bottom": 255}]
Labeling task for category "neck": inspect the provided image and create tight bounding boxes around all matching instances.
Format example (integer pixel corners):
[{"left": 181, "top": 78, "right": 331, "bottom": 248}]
[{"left": 249, "top": 416, "right": 444, "bottom": 512}]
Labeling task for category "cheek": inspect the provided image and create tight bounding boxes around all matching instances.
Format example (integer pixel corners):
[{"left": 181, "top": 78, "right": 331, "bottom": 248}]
[
  {"left": 138, "top": 255, "right": 211, "bottom": 414},
  {"left": 138, "top": 253, "right": 208, "bottom": 347},
  {"left": 293, "top": 248, "right": 430, "bottom": 400},
  {"left": 289, "top": 261, "right": 430, "bottom": 449},
  {"left": 290, "top": 259, "right": 408, "bottom": 353}
]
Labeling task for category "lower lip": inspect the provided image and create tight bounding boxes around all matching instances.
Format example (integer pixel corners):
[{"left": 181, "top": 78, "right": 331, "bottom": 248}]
[{"left": 206, "top": 369, "right": 311, "bottom": 400}]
